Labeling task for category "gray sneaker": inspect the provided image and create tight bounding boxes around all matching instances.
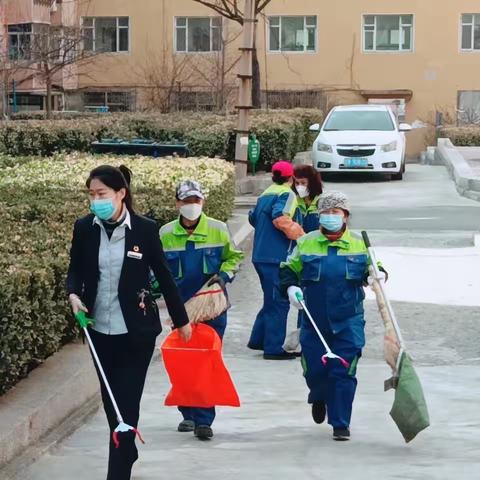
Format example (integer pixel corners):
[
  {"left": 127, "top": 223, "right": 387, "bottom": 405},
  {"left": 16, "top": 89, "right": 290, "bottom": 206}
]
[
  {"left": 177, "top": 420, "right": 195, "bottom": 432},
  {"left": 194, "top": 425, "right": 213, "bottom": 440}
]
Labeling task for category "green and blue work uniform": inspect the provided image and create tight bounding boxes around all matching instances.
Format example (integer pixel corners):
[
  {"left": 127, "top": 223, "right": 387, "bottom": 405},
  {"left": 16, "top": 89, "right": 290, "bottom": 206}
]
[
  {"left": 295, "top": 195, "right": 320, "bottom": 234},
  {"left": 280, "top": 229, "right": 370, "bottom": 429},
  {"left": 248, "top": 184, "right": 299, "bottom": 355},
  {"left": 294, "top": 195, "right": 321, "bottom": 328},
  {"left": 159, "top": 213, "right": 243, "bottom": 427}
]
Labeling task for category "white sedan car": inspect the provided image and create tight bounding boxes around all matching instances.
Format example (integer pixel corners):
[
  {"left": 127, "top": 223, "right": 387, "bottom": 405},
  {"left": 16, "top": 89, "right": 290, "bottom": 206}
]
[{"left": 310, "top": 105, "right": 411, "bottom": 180}]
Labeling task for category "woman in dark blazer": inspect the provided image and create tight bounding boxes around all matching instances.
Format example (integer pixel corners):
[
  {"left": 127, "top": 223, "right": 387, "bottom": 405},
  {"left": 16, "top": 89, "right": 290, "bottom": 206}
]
[{"left": 67, "top": 164, "right": 191, "bottom": 480}]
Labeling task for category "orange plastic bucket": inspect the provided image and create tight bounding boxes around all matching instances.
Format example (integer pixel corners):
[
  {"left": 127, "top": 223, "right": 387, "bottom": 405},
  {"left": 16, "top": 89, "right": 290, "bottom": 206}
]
[{"left": 161, "top": 323, "right": 240, "bottom": 408}]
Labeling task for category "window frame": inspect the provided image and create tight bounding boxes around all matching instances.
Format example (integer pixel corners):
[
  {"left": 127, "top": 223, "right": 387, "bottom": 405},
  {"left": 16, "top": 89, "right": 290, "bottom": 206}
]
[
  {"left": 457, "top": 90, "right": 480, "bottom": 124},
  {"left": 362, "top": 13, "right": 415, "bottom": 54},
  {"left": 7, "top": 23, "right": 33, "bottom": 61},
  {"left": 81, "top": 16, "right": 130, "bottom": 54},
  {"left": 460, "top": 13, "right": 480, "bottom": 52},
  {"left": 267, "top": 15, "right": 318, "bottom": 54},
  {"left": 83, "top": 90, "right": 134, "bottom": 112},
  {"left": 174, "top": 16, "right": 223, "bottom": 54}
]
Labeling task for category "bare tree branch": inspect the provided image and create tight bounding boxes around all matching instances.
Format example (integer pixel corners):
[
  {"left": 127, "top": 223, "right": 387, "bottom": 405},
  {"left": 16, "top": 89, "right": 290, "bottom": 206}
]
[
  {"left": 191, "top": 0, "right": 273, "bottom": 107},
  {"left": 255, "top": 0, "right": 273, "bottom": 14},
  {"left": 192, "top": 0, "right": 242, "bottom": 23}
]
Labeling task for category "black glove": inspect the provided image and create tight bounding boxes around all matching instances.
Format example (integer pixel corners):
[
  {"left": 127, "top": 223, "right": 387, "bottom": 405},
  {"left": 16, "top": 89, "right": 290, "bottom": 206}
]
[
  {"left": 379, "top": 265, "right": 389, "bottom": 282},
  {"left": 207, "top": 274, "right": 227, "bottom": 292}
]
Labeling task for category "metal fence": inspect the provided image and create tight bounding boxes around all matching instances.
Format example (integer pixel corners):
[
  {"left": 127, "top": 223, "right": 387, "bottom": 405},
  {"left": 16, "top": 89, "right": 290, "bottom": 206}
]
[{"left": 262, "top": 89, "right": 329, "bottom": 111}]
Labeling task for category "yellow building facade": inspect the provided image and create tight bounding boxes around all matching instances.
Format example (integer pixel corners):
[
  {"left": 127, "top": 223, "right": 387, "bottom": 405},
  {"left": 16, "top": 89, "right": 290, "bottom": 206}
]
[{"left": 3, "top": 0, "right": 480, "bottom": 154}]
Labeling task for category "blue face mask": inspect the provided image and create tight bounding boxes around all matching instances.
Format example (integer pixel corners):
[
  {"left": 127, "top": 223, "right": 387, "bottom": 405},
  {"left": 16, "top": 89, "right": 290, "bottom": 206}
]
[
  {"left": 320, "top": 214, "right": 344, "bottom": 232},
  {"left": 90, "top": 198, "right": 116, "bottom": 221}
]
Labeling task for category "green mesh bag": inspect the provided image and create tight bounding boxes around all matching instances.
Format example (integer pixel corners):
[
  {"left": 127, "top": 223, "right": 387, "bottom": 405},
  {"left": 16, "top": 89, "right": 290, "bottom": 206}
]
[{"left": 390, "top": 352, "right": 430, "bottom": 443}]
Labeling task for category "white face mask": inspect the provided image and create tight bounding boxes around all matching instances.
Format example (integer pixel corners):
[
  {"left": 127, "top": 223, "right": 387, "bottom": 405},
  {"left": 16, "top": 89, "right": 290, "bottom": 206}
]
[
  {"left": 296, "top": 185, "right": 310, "bottom": 198},
  {"left": 180, "top": 203, "right": 203, "bottom": 221}
]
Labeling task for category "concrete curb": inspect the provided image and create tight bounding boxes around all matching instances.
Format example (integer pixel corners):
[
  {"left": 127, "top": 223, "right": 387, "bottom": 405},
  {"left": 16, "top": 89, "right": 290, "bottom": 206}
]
[
  {"left": 235, "top": 174, "right": 270, "bottom": 196},
  {"left": 0, "top": 211, "right": 254, "bottom": 475},
  {"left": 0, "top": 342, "right": 100, "bottom": 473},
  {"left": 232, "top": 220, "right": 254, "bottom": 247},
  {"left": 435, "top": 138, "right": 480, "bottom": 202}
]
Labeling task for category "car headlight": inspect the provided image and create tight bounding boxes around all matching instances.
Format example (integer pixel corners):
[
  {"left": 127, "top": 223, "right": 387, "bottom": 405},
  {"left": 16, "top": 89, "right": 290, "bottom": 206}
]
[
  {"left": 382, "top": 141, "right": 398, "bottom": 153},
  {"left": 317, "top": 142, "right": 333, "bottom": 153}
]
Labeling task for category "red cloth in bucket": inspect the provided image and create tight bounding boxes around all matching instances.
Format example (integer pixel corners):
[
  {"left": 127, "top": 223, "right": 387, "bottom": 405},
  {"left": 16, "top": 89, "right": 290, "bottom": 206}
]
[{"left": 161, "top": 323, "right": 240, "bottom": 408}]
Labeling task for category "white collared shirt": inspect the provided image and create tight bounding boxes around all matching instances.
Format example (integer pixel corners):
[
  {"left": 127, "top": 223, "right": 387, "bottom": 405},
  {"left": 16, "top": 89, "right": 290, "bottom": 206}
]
[{"left": 92, "top": 208, "right": 131, "bottom": 335}]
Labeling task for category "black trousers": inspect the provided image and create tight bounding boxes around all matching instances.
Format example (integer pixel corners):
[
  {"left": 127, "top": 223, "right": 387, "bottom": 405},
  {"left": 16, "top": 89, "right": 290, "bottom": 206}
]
[{"left": 89, "top": 329, "right": 155, "bottom": 480}]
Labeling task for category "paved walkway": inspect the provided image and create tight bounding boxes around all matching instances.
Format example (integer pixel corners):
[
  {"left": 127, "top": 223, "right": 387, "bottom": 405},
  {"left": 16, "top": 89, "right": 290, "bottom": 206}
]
[
  {"left": 20, "top": 358, "right": 480, "bottom": 480},
  {"left": 17, "top": 163, "right": 480, "bottom": 479},
  {"left": 20, "top": 238, "right": 480, "bottom": 480}
]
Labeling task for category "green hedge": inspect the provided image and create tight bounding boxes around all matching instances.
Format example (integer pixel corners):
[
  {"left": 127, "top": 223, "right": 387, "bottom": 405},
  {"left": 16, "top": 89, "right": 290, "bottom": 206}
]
[
  {"left": 439, "top": 126, "right": 480, "bottom": 146},
  {"left": 0, "top": 154, "right": 234, "bottom": 395},
  {"left": 0, "top": 109, "right": 322, "bottom": 170},
  {"left": 0, "top": 154, "right": 34, "bottom": 169}
]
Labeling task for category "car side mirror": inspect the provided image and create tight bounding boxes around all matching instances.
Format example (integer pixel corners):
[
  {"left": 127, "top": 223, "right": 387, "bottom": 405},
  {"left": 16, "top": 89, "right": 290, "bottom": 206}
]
[
  {"left": 399, "top": 123, "right": 412, "bottom": 132},
  {"left": 309, "top": 123, "right": 320, "bottom": 132}
]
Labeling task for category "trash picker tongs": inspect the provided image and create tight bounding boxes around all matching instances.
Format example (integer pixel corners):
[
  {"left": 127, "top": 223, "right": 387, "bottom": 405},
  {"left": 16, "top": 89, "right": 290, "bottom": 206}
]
[
  {"left": 295, "top": 293, "right": 350, "bottom": 368},
  {"left": 76, "top": 312, "right": 146, "bottom": 448}
]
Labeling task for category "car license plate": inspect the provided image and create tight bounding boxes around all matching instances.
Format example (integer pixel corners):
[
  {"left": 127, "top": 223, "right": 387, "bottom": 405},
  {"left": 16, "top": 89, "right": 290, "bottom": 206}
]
[{"left": 344, "top": 157, "right": 368, "bottom": 168}]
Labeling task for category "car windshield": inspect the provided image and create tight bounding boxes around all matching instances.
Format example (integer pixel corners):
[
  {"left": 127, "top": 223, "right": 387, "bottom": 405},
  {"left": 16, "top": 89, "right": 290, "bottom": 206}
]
[{"left": 323, "top": 110, "right": 395, "bottom": 131}]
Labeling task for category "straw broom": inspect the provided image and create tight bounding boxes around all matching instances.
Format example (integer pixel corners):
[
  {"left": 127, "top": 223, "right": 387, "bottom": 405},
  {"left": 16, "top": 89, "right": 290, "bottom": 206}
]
[
  {"left": 368, "top": 265, "right": 401, "bottom": 372},
  {"left": 167, "top": 280, "right": 230, "bottom": 325}
]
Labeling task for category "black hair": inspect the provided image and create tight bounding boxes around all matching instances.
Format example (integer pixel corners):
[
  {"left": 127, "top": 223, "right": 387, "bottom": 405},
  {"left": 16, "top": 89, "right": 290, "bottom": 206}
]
[
  {"left": 86, "top": 164, "right": 135, "bottom": 212},
  {"left": 272, "top": 170, "right": 290, "bottom": 185}
]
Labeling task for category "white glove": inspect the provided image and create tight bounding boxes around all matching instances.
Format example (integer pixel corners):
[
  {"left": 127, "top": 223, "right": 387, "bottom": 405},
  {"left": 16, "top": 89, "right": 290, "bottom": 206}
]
[
  {"left": 287, "top": 286, "right": 304, "bottom": 310},
  {"left": 367, "top": 271, "right": 387, "bottom": 285},
  {"left": 69, "top": 293, "right": 88, "bottom": 315}
]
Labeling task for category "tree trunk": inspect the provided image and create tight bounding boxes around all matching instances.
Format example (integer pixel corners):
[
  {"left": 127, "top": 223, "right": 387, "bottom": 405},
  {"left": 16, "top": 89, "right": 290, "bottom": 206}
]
[
  {"left": 46, "top": 75, "right": 53, "bottom": 120},
  {"left": 1, "top": 70, "right": 8, "bottom": 119},
  {"left": 252, "top": 34, "right": 261, "bottom": 108}
]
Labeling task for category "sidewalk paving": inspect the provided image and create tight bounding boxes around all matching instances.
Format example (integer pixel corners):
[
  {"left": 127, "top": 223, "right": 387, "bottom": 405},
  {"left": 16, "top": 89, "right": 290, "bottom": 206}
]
[
  {"left": 19, "top": 357, "right": 480, "bottom": 480},
  {"left": 18, "top": 237, "right": 480, "bottom": 480}
]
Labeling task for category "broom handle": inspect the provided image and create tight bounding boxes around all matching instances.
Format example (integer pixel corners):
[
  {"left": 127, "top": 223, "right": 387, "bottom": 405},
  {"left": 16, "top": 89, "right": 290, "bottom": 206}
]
[
  {"left": 361, "top": 231, "right": 406, "bottom": 352},
  {"left": 84, "top": 327, "right": 124, "bottom": 424}
]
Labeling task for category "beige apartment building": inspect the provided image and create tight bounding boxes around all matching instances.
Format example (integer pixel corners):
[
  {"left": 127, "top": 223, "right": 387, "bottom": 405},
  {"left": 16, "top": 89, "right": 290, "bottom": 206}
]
[
  {"left": 0, "top": 0, "right": 78, "bottom": 111},
  {"left": 2, "top": 0, "right": 480, "bottom": 154}
]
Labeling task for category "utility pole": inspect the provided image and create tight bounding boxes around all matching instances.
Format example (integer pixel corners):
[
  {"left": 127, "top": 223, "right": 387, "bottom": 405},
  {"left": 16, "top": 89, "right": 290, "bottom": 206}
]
[{"left": 234, "top": 0, "right": 255, "bottom": 179}]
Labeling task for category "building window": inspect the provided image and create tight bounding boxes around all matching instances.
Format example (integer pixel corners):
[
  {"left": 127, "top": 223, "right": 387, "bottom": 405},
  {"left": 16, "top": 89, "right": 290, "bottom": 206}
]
[
  {"left": 82, "top": 17, "right": 129, "bottom": 53},
  {"left": 177, "top": 91, "right": 216, "bottom": 111},
  {"left": 83, "top": 91, "right": 135, "bottom": 112},
  {"left": 8, "top": 24, "right": 33, "bottom": 60},
  {"left": 461, "top": 14, "right": 480, "bottom": 51},
  {"left": 363, "top": 15, "right": 413, "bottom": 52},
  {"left": 458, "top": 91, "right": 480, "bottom": 124},
  {"left": 268, "top": 16, "right": 317, "bottom": 52},
  {"left": 175, "top": 17, "right": 222, "bottom": 53},
  {"left": 8, "top": 93, "right": 43, "bottom": 112}
]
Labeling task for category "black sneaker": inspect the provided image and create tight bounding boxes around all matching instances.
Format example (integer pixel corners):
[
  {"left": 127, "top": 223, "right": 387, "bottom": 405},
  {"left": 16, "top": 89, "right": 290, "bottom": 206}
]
[
  {"left": 263, "top": 352, "right": 297, "bottom": 360},
  {"left": 333, "top": 428, "right": 350, "bottom": 441},
  {"left": 311, "top": 402, "right": 326, "bottom": 424},
  {"left": 194, "top": 425, "right": 214, "bottom": 440},
  {"left": 177, "top": 420, "right": 195, "bottom": 432}
]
